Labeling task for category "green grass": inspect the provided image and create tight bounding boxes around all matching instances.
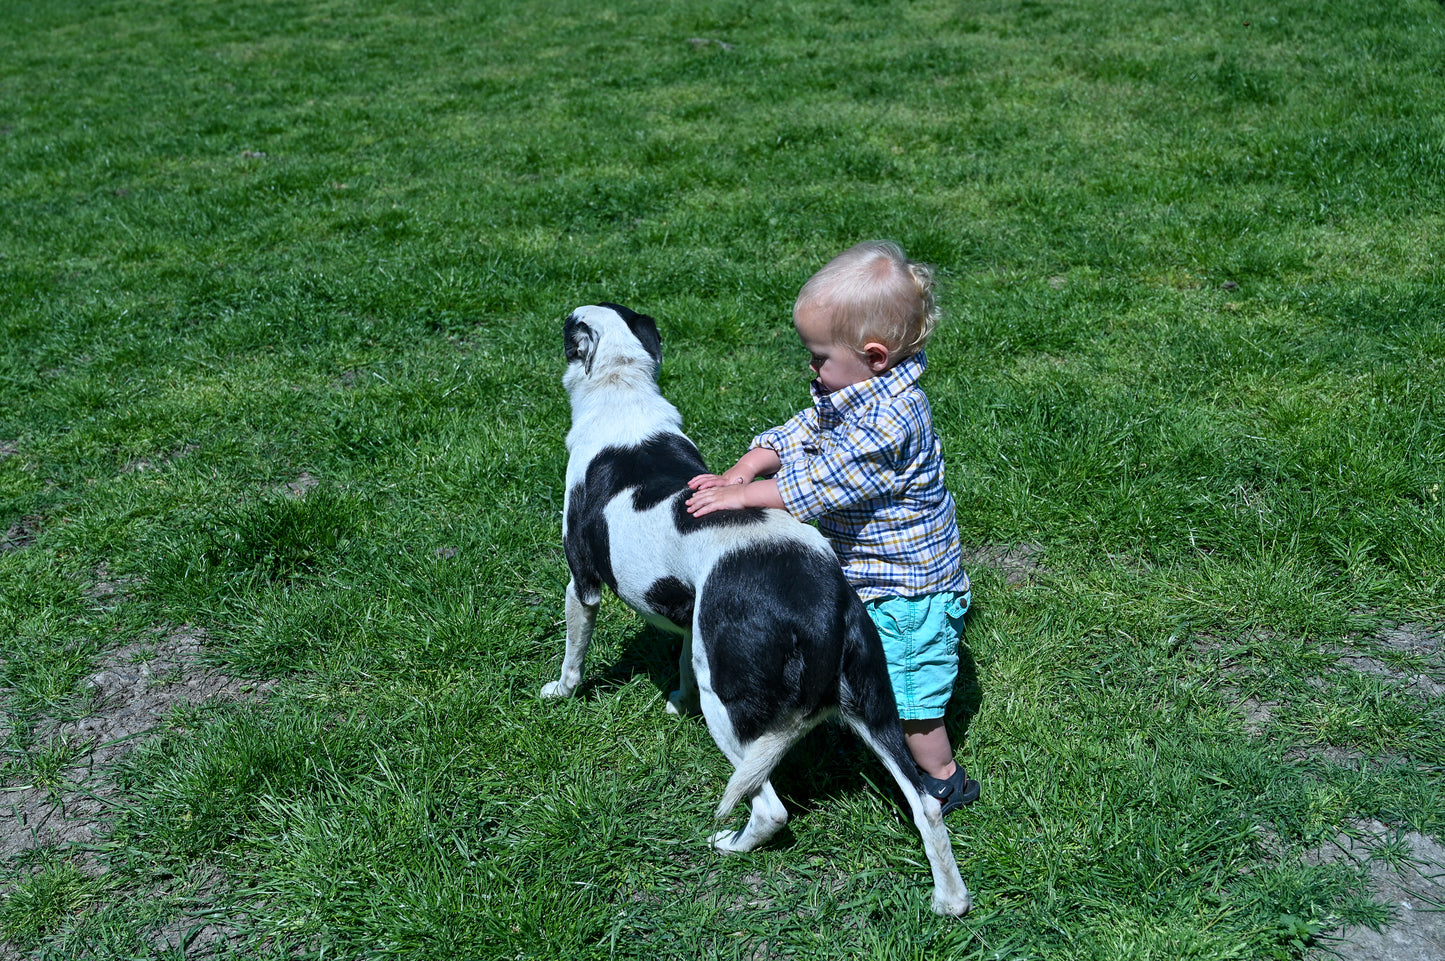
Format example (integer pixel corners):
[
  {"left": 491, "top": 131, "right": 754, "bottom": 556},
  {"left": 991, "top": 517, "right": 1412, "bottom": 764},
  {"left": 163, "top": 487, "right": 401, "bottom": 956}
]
[{"left": 2, "top": 0, "right": 1443, "bottom": 958}]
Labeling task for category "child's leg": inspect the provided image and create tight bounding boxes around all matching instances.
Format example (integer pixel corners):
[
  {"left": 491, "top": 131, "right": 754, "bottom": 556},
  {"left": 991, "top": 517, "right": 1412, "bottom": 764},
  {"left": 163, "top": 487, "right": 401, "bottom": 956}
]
[
  {"left": 865, "top": 592, "right": 978, "bottom": 810},
  {"left": 864, "top": 594, "right": 961, "bottom": 767},
  {"left": 905, "top": 716, "right": 979, "bottom": 813},
  {"left": 902, "top": 717, "right": 957, "bottom": 780}
]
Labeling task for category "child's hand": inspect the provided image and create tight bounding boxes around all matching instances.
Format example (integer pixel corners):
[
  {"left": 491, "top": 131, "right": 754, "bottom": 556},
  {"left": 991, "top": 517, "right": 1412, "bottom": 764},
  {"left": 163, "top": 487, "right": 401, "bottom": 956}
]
[
  {"left": 688, "top": 473, "right": 742, "bottom": 491},
  {"left": 686, "top": 477, "right": 786, "bottom": 515},
  {"left": 685, "top": 483, "right": 749, "bottom": 516}
]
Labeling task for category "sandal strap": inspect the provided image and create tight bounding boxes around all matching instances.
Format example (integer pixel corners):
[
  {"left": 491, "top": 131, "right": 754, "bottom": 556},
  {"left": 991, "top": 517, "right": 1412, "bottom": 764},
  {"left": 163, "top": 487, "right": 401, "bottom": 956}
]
[{"left": 920, "top": 766, "right": 981, "bottom": 812}]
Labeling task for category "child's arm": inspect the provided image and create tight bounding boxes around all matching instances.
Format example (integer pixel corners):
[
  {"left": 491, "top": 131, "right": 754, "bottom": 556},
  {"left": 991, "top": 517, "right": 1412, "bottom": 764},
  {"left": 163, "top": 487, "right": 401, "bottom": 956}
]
[
  {"left": 687, "top": 447, "right": 783, "bottom": 491},
  {"left": 685, "top": 447, "right": 785, "bottom": 516},
  {"left": 685, "top": 476, "right": 784, "bottom": 516}
]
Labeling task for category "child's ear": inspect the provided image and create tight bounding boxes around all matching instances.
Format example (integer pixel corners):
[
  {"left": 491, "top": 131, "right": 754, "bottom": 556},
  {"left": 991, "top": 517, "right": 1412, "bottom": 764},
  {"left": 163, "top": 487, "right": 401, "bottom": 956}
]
[{"left": 863, "top": 341, "right": 892, "bottom": 372}]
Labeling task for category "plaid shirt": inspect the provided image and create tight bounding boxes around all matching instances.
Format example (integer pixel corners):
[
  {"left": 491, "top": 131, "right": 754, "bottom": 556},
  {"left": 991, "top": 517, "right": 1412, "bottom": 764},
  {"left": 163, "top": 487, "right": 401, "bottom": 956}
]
[{"left": 751, "top": 352, "right": 969, "bottom": 602}]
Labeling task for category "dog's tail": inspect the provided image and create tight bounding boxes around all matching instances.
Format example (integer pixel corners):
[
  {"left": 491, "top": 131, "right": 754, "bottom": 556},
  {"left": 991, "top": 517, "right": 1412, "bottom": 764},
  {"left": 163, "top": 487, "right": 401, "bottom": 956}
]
[
  {"left": 838, "top": 597, "right": 926, "bottom": 794},
  {"left": 714, "top": 729, "right": 797, "bottom": 820}
]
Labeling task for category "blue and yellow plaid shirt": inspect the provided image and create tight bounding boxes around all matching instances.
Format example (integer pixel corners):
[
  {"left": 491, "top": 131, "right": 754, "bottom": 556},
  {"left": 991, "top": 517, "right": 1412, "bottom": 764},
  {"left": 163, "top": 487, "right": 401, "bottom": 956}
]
[{"left": 751, "top": 352, "right": 970, "bottom": 602}]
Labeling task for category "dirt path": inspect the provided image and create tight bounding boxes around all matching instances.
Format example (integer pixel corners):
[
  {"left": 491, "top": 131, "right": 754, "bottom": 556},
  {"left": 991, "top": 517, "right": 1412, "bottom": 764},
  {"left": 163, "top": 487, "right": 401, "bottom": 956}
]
[{"left": 1311, "top": 823, "right": 1445, "bottom": 961}]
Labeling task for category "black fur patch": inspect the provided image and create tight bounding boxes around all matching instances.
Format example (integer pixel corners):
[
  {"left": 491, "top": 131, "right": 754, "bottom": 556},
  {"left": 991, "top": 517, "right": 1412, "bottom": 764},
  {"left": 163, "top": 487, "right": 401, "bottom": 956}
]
[
  {"left": 643, "top": 575, "right": 695, "bottom": 631},
  {"left": 597, "top": 302, "right": 662, "bottom": 368},
  {"left": 671, "top": 491, "right": 768, "bottom": 533},
  {"left": 590, "top": 433, "right": 705, "bottom": 511},
  {"left": 834, "top": 593, "right": 903, "bottom": 735},
  {"left": 564, "top": 480, "right": 613, "bottom": 602},
  {"left": 564, "top": 317, "right": 595, "bottom": 370},
  {"left": 586, "top": 434, "right": 769, "bottom": 524},
  {"left": 698, "top": 542, "right": 864, "bottom": 744},
  {"left": 566, "top": 432, "right": 764, "bottom": 598},
  {"left": 564, "top": 433, "right": 766, "bottom": 607}
]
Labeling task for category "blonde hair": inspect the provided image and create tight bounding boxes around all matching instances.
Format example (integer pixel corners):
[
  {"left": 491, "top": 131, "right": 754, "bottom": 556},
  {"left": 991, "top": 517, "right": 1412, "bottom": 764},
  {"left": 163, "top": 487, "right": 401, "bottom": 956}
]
[{"left": 794, "top": 241, "right": 940, "bottom": 362}]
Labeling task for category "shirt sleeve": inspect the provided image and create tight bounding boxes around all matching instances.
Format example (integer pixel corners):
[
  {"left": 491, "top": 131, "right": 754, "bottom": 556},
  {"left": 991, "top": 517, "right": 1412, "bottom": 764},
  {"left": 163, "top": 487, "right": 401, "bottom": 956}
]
[
  {"left": 773, "top": 403, "right": 914, "bottom": 522},
  {"left": 750, "top": 409, "right": 816, "bottom": 465}
]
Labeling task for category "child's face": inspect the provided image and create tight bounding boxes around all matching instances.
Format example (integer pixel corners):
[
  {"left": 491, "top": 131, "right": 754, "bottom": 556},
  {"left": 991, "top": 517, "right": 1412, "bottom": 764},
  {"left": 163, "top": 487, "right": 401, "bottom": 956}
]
[{"left": 794, "top": 303, "right": 885, "bottom": 393}]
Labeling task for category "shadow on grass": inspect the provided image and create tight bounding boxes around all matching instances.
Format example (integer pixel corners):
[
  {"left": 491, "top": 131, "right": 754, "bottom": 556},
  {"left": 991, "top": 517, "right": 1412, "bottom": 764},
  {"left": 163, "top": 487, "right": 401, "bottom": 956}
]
[
  {"left": 953, "top": 611, "right": 987, "bottom": 743},
  {"left": 570, "top": 609, "right": 990, "bottom": 828},
  {"left": 571, "top": 624, "right": 683, "bottom": 702}
]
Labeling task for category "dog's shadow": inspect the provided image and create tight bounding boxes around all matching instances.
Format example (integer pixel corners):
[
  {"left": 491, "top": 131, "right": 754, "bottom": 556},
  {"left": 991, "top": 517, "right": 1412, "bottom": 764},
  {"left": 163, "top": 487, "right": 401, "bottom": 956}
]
[
  {"left": 576, "top": 614, "right": 987, "bottom": 834},
  {"left": 575, "top": 624, "right": 683, "bottom": 701},
  {"left": 772, "top": 626, "right": 984, "bottom": 827}
]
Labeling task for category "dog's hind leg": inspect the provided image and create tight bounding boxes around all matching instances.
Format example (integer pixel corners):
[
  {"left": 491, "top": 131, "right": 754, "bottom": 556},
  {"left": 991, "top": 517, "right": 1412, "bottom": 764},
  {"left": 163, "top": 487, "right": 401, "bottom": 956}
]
[
  {"left": 845, "top": 717, "right": 971, "bottom": 916},
  {"left": 697, "top": 681, "right": 799, "bottom": 852},
  {"left": 706, "top": 728, "right": 794, "bottom": 853},
  {"left": 837, "top": 604, "right": 971, "bottom": 916},
  {"left": 542, "top": 579, "right": 598, "bottom": 699},
  {"left": 710, "top": 779, "right": 788, "bottom": 853}
]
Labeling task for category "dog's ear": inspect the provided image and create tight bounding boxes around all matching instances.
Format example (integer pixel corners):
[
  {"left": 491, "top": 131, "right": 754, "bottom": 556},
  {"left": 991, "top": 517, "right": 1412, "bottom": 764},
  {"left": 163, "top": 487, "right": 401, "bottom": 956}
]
[
  {"left": 564, "top": 317, "right": 598, "bottom": 375},
  {"left": 624, "top": 312, "right": 662, "bottom": 369}
]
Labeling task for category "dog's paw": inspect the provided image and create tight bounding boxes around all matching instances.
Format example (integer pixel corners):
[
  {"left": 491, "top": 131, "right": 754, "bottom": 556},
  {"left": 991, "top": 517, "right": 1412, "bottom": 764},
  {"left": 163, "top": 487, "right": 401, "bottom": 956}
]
[
  {"left": 708, "top": 828, "right": 747, "bottom": 853},
  {"left": 540, "top": 680, "right": 572, "bottom": 699},
  {"left": 931, "top": 888, "right": 972, "bottom": 917},
  {"left": 665, "top": 689, "right": 700, "bottom": 716}
]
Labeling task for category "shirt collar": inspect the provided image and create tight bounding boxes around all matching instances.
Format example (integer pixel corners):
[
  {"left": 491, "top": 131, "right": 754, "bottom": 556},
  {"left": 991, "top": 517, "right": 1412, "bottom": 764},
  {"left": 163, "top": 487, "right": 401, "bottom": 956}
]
[{"left": 810, "top": 350, "right": 927, "bottom": 414}]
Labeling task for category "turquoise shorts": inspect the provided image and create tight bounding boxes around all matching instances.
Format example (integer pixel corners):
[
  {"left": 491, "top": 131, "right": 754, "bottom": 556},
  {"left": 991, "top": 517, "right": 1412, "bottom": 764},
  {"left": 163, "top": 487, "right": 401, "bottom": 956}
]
[{"left": 862, "top": 591, "right": 970, "bottom": 721}]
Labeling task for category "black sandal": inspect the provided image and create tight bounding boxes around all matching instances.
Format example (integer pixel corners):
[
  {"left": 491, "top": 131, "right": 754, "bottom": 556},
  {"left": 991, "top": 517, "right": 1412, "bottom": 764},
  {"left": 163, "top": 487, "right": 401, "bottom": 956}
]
[{"left": 920, "top": 765, "right": 981, "bottom": 815}]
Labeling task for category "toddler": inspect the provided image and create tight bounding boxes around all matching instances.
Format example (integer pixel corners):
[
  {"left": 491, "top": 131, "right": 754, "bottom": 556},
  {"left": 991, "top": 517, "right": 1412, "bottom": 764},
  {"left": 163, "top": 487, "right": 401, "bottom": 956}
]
[{"left": 685, "top": 241, "right": 979, "bottom": 814}]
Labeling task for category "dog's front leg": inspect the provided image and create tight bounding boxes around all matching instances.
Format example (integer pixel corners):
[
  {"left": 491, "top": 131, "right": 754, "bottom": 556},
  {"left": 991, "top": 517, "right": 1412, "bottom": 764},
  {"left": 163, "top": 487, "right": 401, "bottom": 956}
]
[
  {"left": 542, "top": 579, "right": 597, "bottom": 699},
  {"left": 665, "top": 632, "right": 701, "bottom": 716}
]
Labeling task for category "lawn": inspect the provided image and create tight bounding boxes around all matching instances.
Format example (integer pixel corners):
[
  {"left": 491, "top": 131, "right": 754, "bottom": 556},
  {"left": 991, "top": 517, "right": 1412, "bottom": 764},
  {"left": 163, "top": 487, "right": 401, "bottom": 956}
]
[{"left": 1, "top": 0, "right": 1443, "bottom": 958}]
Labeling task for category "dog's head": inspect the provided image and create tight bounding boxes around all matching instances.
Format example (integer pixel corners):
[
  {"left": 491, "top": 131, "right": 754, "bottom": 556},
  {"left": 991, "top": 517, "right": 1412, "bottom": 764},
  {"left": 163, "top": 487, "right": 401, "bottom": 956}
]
[{"left": 563, "top": 303, "right": 662, "bottom": 382}]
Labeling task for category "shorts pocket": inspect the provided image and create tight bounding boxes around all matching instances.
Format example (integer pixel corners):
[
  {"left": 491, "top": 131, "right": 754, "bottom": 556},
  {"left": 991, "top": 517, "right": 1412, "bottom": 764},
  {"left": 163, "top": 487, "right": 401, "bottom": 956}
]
[
  {"left": 864, "top": 599, "right": 901, "bottom": 643},
  {"left": 945, "top": 591, "right": 970, "bottom": 634}
]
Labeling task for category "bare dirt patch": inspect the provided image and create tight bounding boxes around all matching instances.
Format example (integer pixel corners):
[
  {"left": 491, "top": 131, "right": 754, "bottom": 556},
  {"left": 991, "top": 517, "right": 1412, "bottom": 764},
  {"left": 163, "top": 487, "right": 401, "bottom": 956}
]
[
  {"left": 284, "top": 471, "right": 319, "bottom": 498},
  {"left": 1212, "top": 622, "right": 1445, "bottom": 961},
  {"left": 1376, "top": 623, "right": 1444, "bottom": 659},
  {"left": 1335, "top": 652, "right": 1445, "bottom": 699},
  {"left": 1310, "top": 821, "right": 1445, "bottom": 961},
  {"left": 0, "top": 515, "right": 40, "bottom": 553},
  {"left": 1332, "top": 621, "right": 1445, "bottom": 701},
  {"left": 2, "top": 624, "right": 275, "bottom": 955},
  {"left": 3, "top": 624, "right": 275, "bottom": 859},
  {"left": 54, "top": 625, "right": 274, "bottom": 766},
  {"left": 122, "top": 443, "right": 198, "bottom": 475},
  {"left": 136, "top": 867, "right": 252, "bottom": 959},
  {"left": 83, "top": 562, "right": 145, "bottom": 612},
  {"left": 1239, "top": 696, "right": 1278, "bottom": 736},
  {"left": 959, "top": 542, "right": 1045, "bottom": 586},
  {"left": 1219, "top": 621, "right": 1445, "bottom": 735}
]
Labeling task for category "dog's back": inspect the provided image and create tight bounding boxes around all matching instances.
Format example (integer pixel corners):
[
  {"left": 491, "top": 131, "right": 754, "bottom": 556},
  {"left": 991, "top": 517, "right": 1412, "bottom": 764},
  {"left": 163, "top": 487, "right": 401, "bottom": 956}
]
[{"left": 565, "top": 427, "right": 832, "bottom": 636}]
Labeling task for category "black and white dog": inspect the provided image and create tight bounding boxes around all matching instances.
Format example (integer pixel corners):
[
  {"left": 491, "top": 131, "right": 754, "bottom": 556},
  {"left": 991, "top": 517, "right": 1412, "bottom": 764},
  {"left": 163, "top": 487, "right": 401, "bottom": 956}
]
[{"left": 544, "top": 303, "right": 971, "bottom": 916}]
